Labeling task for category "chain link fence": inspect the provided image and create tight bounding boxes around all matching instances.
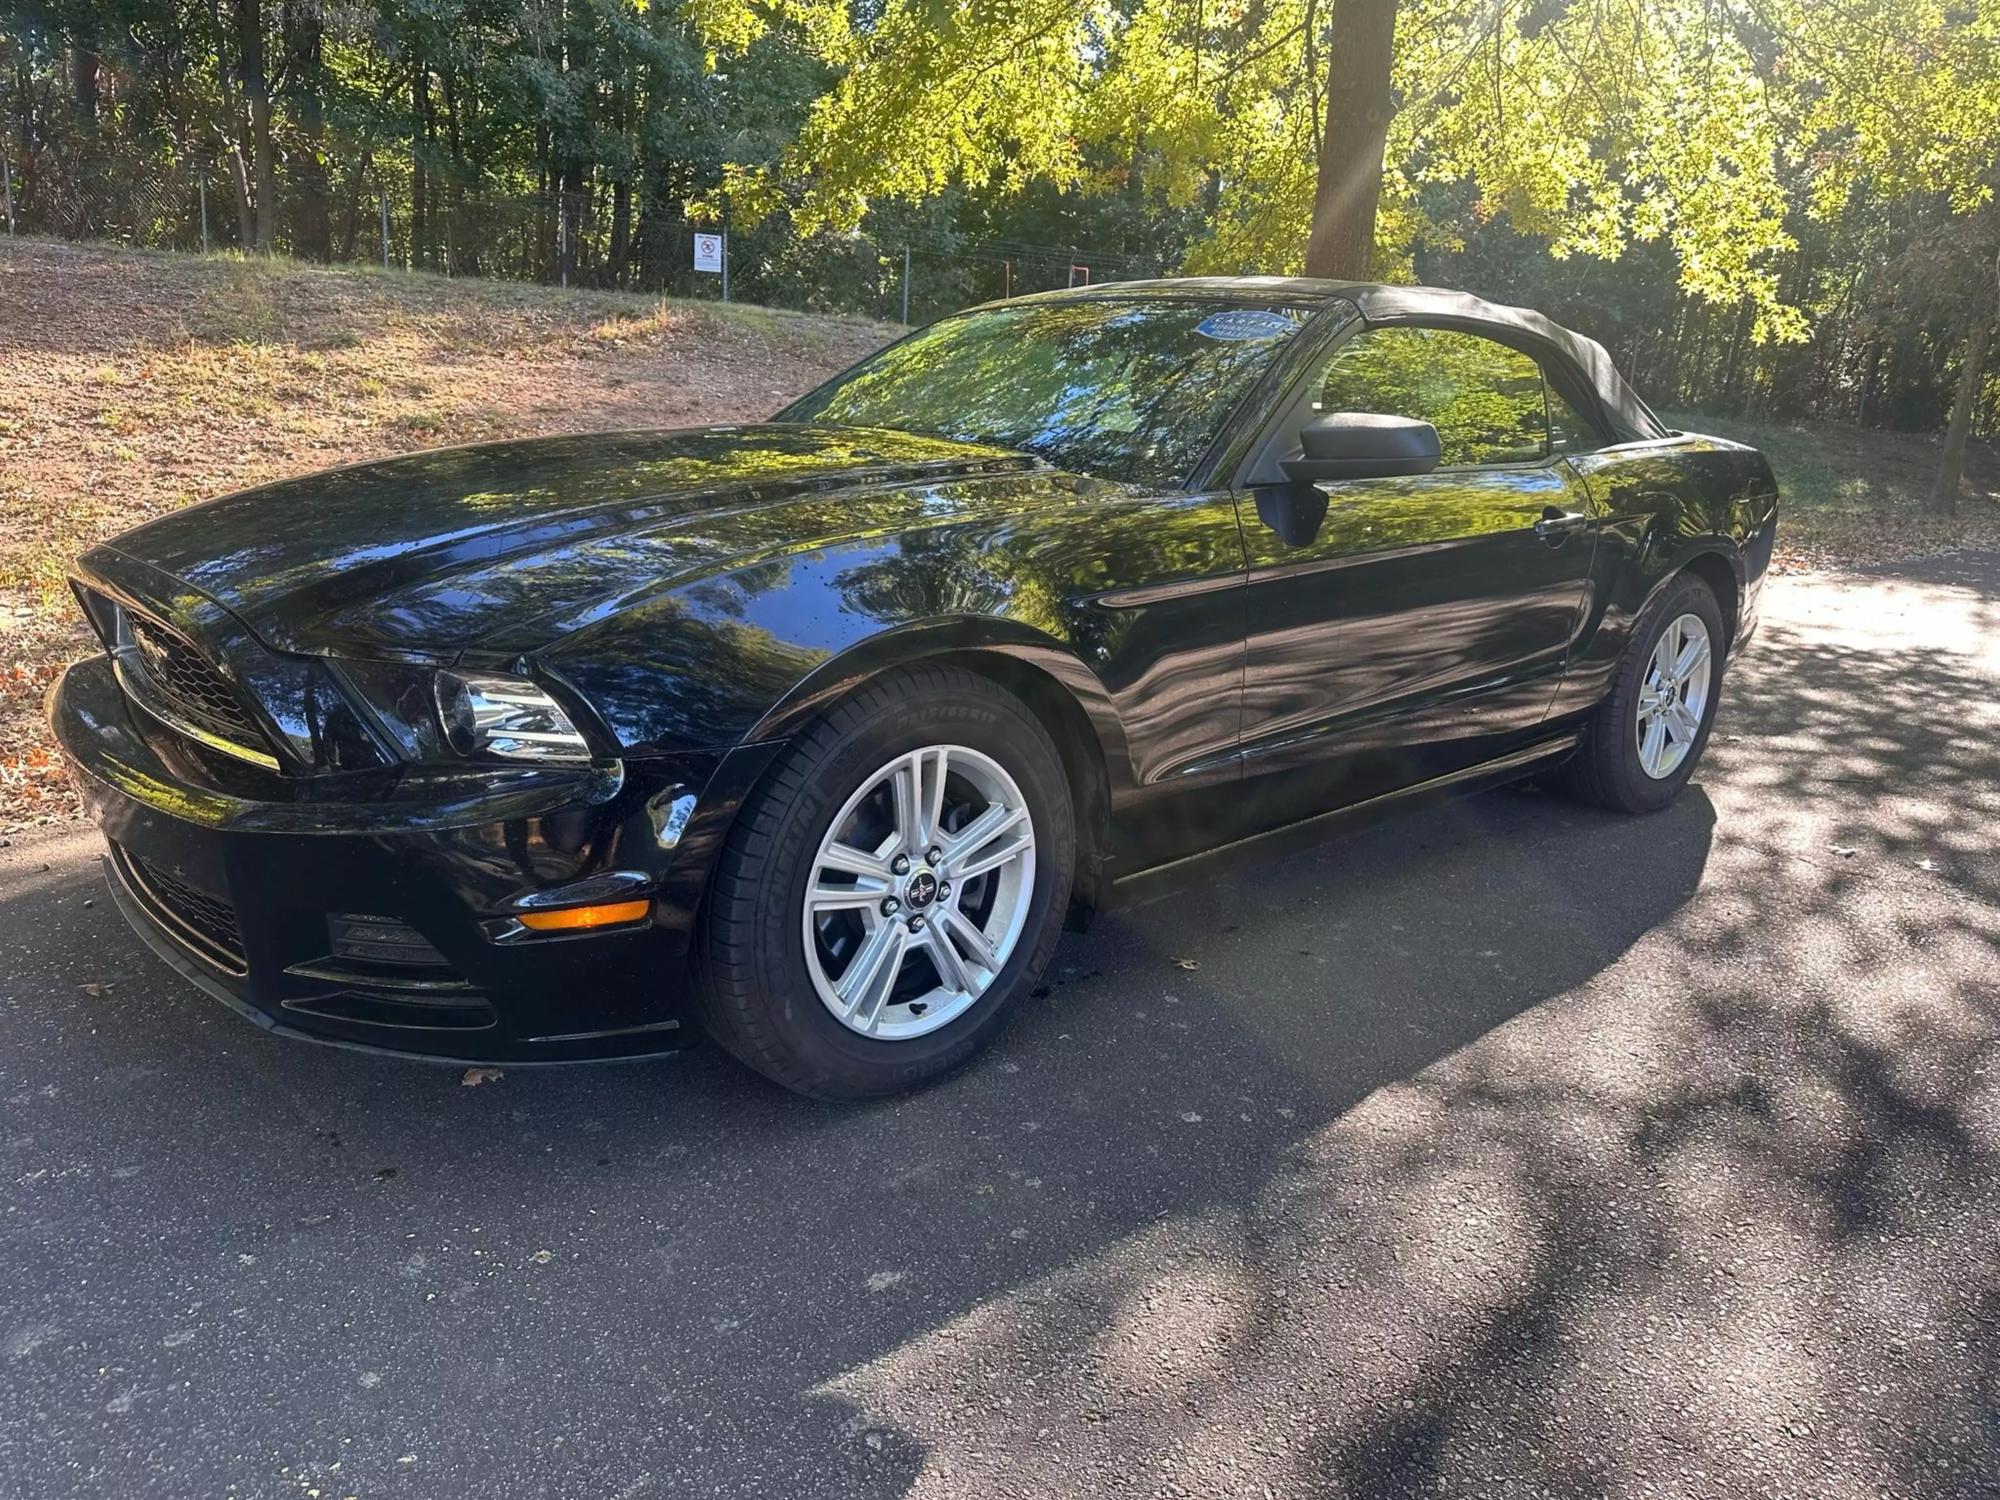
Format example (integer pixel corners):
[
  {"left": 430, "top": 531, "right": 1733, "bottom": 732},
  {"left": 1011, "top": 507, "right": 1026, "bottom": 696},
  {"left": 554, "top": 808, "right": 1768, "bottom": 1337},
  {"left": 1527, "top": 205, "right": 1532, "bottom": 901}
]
[{"left": 0, "top": 151, "right": 1165, "bottom": 324}]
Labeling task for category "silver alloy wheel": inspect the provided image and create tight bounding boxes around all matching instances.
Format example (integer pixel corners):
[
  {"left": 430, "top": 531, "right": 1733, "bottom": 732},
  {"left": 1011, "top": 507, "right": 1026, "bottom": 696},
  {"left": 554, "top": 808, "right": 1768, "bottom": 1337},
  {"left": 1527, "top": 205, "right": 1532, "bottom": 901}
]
[
  {"left": 801, "top": 744, "right": 1037, "bottom": 1040},
  {"left": 1635, "top": 611, "right": 1713, "bottom": 780}
]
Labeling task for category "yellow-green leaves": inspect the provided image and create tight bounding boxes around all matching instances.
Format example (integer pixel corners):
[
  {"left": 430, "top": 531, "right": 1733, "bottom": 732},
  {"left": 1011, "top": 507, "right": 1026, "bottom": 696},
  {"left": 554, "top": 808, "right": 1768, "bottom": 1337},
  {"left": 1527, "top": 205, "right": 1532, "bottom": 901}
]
[
  {"left": 722, "top": 0, "right": 1111, "bottom": 234},
  {"left": 685, "top": 0, "right": 854, "bottom": 63},
  {"left": 1404, "top": 0, "right": 1805, "bottom": 341},
  {"left": 731, "top": 0, "right": 1996, "bottom": 344},
  {"left": 1783, "top": 0, "right": 2000, "bottom": 217}
]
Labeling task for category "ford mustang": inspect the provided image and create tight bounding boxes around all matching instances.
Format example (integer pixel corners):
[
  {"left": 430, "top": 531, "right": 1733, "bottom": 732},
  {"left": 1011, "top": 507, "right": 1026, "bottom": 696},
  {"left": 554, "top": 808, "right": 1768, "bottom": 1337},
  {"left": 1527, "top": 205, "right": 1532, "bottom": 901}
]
[{"left": 50, "top": 277, "right": 1776, "bottom": 1098}]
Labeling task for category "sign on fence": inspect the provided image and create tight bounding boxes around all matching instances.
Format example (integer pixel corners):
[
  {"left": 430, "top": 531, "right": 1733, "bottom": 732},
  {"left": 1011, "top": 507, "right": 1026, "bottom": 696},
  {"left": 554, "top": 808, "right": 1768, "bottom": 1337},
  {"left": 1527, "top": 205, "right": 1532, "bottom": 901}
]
[{"left": 693, "top": 234, "right": 723, "bottom": 274}]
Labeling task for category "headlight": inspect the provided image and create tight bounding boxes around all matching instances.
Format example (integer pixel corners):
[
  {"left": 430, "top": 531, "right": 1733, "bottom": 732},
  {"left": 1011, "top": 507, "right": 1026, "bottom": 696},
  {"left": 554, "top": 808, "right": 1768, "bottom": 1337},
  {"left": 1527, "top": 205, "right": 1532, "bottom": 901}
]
[{"left": 433, "top": 671, "right": 591, "bottom": 763}]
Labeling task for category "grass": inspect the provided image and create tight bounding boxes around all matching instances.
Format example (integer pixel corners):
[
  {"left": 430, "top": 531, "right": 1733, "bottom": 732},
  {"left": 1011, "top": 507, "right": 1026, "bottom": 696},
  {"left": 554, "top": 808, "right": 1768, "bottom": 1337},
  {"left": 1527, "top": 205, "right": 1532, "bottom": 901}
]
[{"left": 1665, "top": 409, "right": 2000, "bottom": 573}]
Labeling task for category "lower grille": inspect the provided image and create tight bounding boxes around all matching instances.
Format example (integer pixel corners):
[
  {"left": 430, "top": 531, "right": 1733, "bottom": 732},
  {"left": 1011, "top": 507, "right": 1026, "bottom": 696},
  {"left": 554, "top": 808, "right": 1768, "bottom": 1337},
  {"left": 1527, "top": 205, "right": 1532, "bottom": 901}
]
[
  {"left": 112, "top": 845, "right": 248, "bottom": 975},
  {"left": 327, "top": 912, "right": 452, "bottom": 969}
]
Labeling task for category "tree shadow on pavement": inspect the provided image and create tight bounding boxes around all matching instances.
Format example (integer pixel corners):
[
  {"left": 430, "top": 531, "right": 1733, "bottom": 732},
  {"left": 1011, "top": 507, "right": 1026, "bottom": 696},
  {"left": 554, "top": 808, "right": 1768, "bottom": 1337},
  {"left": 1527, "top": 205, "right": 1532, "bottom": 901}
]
[{"left": 4, "top": 556, "right": 1998, "bottom": 1499}]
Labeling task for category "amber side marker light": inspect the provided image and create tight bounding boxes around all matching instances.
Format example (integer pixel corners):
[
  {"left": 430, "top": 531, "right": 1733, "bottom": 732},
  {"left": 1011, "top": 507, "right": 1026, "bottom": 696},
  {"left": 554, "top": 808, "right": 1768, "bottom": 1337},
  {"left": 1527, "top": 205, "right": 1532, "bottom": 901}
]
[{"left": 516, "top": 899, "right": 652, "bottom": 933}]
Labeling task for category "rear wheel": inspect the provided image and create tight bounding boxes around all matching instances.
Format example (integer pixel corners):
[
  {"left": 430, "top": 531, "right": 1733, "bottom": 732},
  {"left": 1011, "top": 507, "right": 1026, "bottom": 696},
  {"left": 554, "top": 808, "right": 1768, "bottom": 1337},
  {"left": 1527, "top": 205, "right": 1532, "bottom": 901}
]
[
  {"left": 1562, "top": 572, "right": 1727, "bottom": 813},
  {"left": 696, "top": 665, "right": 1073, "bottom": 1099}
]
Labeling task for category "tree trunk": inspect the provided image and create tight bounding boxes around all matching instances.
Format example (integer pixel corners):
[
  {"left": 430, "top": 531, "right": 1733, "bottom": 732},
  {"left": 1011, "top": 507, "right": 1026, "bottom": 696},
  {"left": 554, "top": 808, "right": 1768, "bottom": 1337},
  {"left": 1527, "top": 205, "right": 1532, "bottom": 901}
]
[
  {"left": 234, "top": 0, "right": 274, "bottom": 250},
  {"left": 606, "top": 71, "right": 630, "bottom": 285},
  {"left": 1661, "top": 298, "right": 1685, "bottom": 401},
  {"left": 441, "top": 66, "right": 466, "bottom": 273},
  {"left": 334, "top": 145, "right": 372, "bottom": 260},
  {"left": 205, "top": 0, "right": 258, "bottom": 245},
  {"left": 554, "top": 0, "right": 590, "bottom": 287},
  {"left": 557, "top": 166, "right": 580, "bottom": 286},
  {"left": 283, "top": 0, "right": 329, "bottom": 260},
  {"left": 1719, "top": 297, "right": 1756, "bottom": 409},
  {"left": 411, "top": 61, "right": 430, "bottom": 269},
  {"left": 1688, "top": 301, "right": 1713, "bottom": 403},
  {"left": 1857, "top": 340, "right": 1882, "bottom": 426},
  {"left": 609, "top": 178, "right": 631, "bottom": 287},
  {"left": 1303, "top": 0, "right": 1398, "bottom": 280},
  {"left": 16, "top": 58, "right": 34, "bottom": 158},
  {"left": 1929, "top": 314, "right": 1991, "bottom": 517},
  {"left": 72, "top": 46, "right": 101, "bottom": 127}
]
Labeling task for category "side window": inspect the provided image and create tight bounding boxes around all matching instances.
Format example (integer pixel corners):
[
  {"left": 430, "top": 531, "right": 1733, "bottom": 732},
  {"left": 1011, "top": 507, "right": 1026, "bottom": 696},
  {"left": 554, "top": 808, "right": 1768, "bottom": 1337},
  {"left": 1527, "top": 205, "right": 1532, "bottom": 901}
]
[
  {"left": 1315, "top": 327, "right": 1550, "bottom": 466},
  {"left": 1546, "top": 384, "right": 1601, "bottom": 455}
]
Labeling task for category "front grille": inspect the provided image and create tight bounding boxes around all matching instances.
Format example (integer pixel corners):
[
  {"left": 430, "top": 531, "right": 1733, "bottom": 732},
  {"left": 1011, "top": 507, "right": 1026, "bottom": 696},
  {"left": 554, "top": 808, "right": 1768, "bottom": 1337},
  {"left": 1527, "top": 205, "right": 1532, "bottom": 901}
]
[
  {"left": 124, "top": 614, "right": 263, "bottom": 744},
  {"left": 113, "top": 845, "right": 248, "bottom": 974}
]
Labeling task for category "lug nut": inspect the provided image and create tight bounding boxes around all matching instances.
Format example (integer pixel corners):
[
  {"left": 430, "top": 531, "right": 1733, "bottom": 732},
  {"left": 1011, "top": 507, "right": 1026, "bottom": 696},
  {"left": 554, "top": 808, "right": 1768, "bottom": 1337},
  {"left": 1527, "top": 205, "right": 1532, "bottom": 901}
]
[
  {"left": 936, "top": 882, "right": 951, "bottom": 901},
  {"left": 907, "top": 914, "right": 927, "bottom": 933},
  {"left": 880, "top": 896, "right": 901, "bottom": 917},
  {"left": 891, "top": 854, "right": 911, "bottom": 876},
  {"left": 926, "top": 845, "right": 944, "bottom": 865}
]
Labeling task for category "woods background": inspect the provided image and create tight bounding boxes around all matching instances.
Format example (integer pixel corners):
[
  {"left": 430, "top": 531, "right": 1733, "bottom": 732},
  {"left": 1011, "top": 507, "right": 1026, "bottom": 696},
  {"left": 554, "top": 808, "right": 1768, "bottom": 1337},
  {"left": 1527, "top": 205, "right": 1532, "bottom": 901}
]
[{"left": 1, "top": 0, "right": 1996, "bottom": 500}]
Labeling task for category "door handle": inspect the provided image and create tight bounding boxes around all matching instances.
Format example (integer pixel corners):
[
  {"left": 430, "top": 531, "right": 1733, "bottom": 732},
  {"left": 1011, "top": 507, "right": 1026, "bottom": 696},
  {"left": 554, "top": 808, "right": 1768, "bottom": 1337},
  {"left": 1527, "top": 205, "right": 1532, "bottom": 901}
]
[{"left": 1534, "top": 506, "right": 1589, "bottom": 544}]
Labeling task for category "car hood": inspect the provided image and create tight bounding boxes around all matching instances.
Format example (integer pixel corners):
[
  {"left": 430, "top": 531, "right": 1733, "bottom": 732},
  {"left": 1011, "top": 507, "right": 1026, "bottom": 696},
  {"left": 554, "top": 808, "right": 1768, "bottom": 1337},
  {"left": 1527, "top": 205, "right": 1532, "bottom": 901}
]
[{"left": 87, "top": 424, "right": 1057, "bottom": 660}]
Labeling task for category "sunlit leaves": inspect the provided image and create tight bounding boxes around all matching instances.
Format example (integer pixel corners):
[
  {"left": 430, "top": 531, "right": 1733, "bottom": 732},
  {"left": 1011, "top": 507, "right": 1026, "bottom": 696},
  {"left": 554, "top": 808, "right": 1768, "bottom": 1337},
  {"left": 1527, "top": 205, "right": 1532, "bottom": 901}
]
[
  {"left": 708, "top": 0, "right": 1112, "bottom": 232},
  {"left": 741, "top": 0, "right": 1995, "bottom": 346},
  {"left": 685, "top": 0, "right": 854, "bottom": 64},
  {"left": 1781, "top": 0, "right": 2000, "bottom": 218},
  {"left": 1401, "top": 0, "right": 1807, "bottom": 341}
]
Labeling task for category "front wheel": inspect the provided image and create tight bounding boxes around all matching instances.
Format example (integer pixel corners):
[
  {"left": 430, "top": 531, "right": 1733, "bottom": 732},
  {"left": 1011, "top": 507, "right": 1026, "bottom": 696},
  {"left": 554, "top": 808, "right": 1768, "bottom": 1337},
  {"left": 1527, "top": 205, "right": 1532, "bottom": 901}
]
[
  {"left": 696, "top": 664, "right": 1074, "bottom": 1100},
  {"left": 1561, "top": 572, "right": 1727, "bottom": 813}
]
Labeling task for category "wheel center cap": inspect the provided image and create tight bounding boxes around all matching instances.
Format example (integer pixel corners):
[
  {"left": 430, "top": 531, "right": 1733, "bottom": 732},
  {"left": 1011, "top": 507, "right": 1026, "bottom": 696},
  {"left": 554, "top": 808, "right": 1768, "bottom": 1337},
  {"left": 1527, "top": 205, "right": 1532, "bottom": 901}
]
[{"left": 904, "top": 870, "right": 938, "bottom": 909}]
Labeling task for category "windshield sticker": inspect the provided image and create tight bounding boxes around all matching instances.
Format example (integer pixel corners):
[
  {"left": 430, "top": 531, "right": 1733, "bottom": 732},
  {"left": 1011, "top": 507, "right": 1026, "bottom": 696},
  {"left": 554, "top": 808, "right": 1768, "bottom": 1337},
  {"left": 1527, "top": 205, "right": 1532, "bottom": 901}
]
[{"left": 1194, "top": 309, "right": 1304, "bottom": 342}]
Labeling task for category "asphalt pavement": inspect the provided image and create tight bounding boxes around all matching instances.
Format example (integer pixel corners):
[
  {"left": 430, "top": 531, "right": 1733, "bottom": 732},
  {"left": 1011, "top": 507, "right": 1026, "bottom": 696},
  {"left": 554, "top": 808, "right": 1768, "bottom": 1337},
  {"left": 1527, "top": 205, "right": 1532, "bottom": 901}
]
[{"left": 4, "top": 554, "right": 1999, "bottom": 1500}]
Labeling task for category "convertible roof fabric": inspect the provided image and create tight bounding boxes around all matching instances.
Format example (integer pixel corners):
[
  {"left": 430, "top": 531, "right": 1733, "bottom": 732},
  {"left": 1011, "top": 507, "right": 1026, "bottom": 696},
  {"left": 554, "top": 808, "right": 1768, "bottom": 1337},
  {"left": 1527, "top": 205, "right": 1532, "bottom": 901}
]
[{"left": 1025, "top": 276, "right": 1670, "bottom": 446}]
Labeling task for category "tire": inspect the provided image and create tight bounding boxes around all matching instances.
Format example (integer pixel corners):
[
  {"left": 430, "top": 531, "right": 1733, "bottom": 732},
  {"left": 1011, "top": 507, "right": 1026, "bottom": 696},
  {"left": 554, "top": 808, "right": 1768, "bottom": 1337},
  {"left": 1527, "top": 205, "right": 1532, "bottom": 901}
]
[
  {"left": 1561, "top": 572, "right": 1727, "bottom": 814},
  {"left": 695, "top": 664, "right": 1075, "bottom": 1100}
]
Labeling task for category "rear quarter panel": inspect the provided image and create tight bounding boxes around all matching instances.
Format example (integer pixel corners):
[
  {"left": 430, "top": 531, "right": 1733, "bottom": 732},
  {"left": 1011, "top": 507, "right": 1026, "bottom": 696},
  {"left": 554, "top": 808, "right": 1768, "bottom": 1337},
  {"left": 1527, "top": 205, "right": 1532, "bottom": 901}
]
[{"left": 1548, "top": 431, "right": 1779, "bottom": 724}]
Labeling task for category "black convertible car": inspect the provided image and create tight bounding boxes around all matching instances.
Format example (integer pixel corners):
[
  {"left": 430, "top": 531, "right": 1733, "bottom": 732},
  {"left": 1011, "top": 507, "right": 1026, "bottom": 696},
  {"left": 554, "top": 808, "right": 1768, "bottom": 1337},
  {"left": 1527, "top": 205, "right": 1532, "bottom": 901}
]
[{"left": 52, "top": 277, "right": 1776, "bottom": 1098}]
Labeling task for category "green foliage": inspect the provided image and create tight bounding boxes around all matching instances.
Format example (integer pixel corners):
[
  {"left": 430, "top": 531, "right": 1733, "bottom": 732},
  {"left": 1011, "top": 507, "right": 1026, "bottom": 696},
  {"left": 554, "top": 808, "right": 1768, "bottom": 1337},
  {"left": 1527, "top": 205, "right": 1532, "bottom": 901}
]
[
  {"left": 724, "top": 0, "right": 1996, "bottom": 356},
  {"left": 732, "top": 2, "right": 1786, "bottom": 310},
  {"left": 1318, "top": 326, "right": 1551, "bottom": 465},
  {"left": 0, "top": 0, "right": 1992, "bottom": 439},
  {"left": 1788, "top": 0, "right": 2000, "bottom": 217}
]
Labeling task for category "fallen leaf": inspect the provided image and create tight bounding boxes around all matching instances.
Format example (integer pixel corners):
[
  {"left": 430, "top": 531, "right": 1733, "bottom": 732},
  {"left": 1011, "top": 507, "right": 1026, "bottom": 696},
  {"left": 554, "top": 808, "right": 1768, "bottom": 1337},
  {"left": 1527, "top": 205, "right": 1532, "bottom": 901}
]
[
  {"left": 1829, "top": 846, "right": 1857, "bottom": 859},
  {"left": 529, "top": 1249, "right": 555, "bottom": 1265},
  {"left": 1171, "top": 957, "right": 1200, "bottom": 971},
  {"left": 461, "top": 1067, "right": 504, "bottom": 1087},
  {"left": 80, "top": 981, "right": 112, "bottom": 996}
]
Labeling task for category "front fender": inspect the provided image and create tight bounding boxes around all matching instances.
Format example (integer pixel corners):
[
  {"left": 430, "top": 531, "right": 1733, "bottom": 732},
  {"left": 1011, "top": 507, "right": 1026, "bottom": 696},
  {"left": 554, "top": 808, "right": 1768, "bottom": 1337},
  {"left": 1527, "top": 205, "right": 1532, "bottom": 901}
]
[{"left": 745, "top": 613, "right": 1136, "bottom": 789}]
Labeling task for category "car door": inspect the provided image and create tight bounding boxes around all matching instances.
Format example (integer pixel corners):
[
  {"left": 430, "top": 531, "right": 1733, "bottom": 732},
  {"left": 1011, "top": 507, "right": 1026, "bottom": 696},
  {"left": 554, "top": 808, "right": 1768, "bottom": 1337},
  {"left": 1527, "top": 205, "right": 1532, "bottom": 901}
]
[{"left": 1233, "top": 322, "right": 1602, "bottom": 814}]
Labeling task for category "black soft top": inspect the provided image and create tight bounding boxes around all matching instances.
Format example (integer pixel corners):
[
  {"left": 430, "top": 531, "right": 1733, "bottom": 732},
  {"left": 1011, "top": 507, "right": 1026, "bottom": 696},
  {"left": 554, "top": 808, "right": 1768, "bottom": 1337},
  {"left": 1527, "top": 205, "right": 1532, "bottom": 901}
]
[{"left": 1012, "top": 275, "right": 1669, "bottom": 446}]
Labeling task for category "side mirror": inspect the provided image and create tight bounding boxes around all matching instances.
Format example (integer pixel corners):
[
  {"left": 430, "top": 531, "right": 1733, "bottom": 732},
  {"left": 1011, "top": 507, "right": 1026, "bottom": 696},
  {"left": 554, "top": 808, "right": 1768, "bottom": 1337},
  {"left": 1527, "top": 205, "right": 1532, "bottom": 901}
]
[{"left": 1281, "top": 412, "right": 1441, "bottom": 484}]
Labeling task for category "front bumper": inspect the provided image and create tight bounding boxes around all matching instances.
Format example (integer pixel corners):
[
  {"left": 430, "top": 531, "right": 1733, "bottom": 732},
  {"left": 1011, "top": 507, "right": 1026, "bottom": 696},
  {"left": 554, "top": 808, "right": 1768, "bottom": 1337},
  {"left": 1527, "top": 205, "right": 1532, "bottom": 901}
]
[{"left": 51, "top": 653, "right": 770, "bottom": 1063}]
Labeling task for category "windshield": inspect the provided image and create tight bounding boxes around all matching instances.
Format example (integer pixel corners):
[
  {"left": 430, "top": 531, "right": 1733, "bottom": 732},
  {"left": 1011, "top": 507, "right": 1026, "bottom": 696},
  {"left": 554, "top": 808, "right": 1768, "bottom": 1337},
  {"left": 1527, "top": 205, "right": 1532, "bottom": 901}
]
[{"left": 780, "top": 298, "right": 1314, "bottom": 487}]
